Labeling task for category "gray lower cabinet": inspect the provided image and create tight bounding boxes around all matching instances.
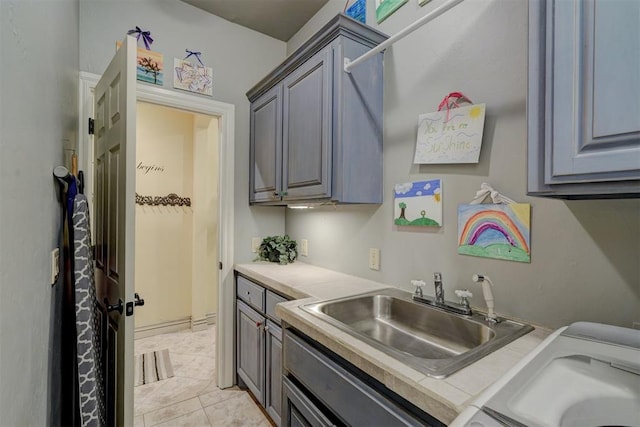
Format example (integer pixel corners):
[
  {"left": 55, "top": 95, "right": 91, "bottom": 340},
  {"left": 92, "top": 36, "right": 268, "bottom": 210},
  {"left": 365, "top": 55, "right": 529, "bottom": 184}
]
[
  {"left": 236, "top": 300, "right": 265, "bottom": 404},
  {"left": 283, "top": 377, "right": 335, "bottom": 427},
  {"left": 236, "top": 274, "right": 287, "bottom": 426},
  {"left": 282, "top": 328, "right": 445, "bottom": 427},
  {"left": 265, "top": 320, "right": 283, "bottom": 426},
  {"left": 247, "top": 14, "right": 388, "bottom": 205},
  {"left": 528, "top": 0, "right": 640, "bottom": 198}
]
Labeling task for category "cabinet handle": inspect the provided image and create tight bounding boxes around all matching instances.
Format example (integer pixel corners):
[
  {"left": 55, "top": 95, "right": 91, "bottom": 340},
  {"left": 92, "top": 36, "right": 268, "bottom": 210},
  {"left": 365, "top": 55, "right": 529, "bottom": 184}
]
[
  {"left": 256, "top": 321, "right": 263, "bottom": 327},
  {"left": 272, "top": 191, "right": 279, "bottom": 198},
  {"left": 281, "top": 191, "right": 288, "bottom": 196},
  {"left": 264, "top": 325, "right": 269, "bottom": 332}
]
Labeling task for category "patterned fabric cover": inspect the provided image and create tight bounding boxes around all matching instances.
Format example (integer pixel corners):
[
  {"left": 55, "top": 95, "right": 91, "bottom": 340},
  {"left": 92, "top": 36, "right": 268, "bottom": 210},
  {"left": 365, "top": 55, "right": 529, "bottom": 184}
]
[{"left": 73, "top": 194, "right": 106, "bottom": 426}]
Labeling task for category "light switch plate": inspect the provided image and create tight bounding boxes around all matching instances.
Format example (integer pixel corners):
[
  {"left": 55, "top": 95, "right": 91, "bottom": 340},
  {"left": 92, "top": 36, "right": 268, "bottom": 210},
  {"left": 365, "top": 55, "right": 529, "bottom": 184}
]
[
  {"left": 300, "top": 239, "right": 308, "bottom": 256},
  {"left": 369, "top": 248, "right": 380, "bottom": 270},
  {"left": 251, "top": 237, "right": 261, "bottom": 253}
]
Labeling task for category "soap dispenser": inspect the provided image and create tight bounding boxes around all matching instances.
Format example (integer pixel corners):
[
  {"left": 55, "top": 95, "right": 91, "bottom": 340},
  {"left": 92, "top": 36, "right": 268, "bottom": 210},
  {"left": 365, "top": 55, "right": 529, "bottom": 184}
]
[{"left": 472, "top": 274, "right": 500, "bottom": 323}]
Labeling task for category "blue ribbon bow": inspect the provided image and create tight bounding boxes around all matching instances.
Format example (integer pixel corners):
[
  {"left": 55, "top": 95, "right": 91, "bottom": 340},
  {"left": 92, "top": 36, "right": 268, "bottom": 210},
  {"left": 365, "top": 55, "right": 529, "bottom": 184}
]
[
  {"left": 184, "top": 49, "right": 204, "bottom": 66},
  {"left": 127, "top": 26, "right": 153, "bottom": 50}
]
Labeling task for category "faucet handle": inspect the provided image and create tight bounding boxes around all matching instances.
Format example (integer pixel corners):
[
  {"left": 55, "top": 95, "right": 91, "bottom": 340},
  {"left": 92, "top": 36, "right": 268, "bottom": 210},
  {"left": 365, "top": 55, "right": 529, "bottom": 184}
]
[
  {"left": 454, "top": 289, "right": 473, "bottom": 299},
  {"left": 411, "top": 280, "right": 425, "bottom": 296},
  {"left": 455, "top": 289, "right": 473, "bottom": 311}
]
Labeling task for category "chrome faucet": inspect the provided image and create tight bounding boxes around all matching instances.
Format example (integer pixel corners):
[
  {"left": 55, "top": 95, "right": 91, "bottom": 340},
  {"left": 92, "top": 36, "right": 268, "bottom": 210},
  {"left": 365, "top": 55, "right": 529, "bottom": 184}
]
[
  {"left": 433, "top": 272, "right": 445, "bottom": 304},
  {"left": 411, "top": 273, "right": 472, "bottom": 316}
]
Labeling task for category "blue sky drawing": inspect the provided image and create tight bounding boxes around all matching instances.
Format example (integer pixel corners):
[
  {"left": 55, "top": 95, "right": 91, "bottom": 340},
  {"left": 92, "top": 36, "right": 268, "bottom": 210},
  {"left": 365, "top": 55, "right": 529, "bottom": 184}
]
[{"left": 394, "top": 180, "right": 440, "bottom": 198}]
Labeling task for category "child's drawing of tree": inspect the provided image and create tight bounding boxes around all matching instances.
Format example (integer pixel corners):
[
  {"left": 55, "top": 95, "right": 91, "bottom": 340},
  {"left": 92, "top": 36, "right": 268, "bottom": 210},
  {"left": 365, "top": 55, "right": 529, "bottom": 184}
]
[{"left": 139, "top": 57, "right": 161, "bottom": 84}]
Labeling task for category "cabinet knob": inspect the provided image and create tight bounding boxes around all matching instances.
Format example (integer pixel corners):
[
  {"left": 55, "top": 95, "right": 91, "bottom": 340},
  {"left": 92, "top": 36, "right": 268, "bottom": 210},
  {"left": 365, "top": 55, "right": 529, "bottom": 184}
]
[{"left": 256, "top": 321, "right": 263, "bottom": 327}]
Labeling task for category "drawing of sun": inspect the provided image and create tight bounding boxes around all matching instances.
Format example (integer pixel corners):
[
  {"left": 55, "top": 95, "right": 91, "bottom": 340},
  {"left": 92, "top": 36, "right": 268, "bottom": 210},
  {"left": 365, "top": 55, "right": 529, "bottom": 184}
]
[{"left": 469, "top": 106, "right": 483, "bottom": 119}]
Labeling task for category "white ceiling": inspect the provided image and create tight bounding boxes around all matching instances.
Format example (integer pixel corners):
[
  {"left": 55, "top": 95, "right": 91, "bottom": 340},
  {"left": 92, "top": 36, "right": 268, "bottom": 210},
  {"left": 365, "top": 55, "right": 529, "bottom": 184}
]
[{"left": 180, "top": 0, "right": 330, "bottom": 41}]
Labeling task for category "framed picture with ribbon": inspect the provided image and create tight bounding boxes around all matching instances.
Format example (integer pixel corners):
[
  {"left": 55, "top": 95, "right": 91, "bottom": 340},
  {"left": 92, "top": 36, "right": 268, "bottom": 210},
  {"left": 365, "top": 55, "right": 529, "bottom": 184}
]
[
  {"left": 173, "top": 49, "right": 213, "bottom": 96},
  {"left": 118, "top": 27, "right": 164, "bottom": 86},
  {"left": 457, "top": 183, "right": 531, "bottom": 263},
  {"left": 414, "top": 92, "right": 486, "bottom": 164}
]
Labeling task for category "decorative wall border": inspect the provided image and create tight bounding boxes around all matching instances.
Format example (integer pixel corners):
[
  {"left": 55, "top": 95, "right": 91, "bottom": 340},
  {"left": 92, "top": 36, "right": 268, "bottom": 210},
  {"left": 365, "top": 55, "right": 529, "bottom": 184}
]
[{"left": 135, "top": 192, "right": 191, "bottom": 207}]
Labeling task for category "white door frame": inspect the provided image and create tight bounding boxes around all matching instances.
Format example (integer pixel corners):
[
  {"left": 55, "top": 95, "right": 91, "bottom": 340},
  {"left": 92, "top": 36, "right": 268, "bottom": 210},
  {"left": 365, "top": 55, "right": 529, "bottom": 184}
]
[{"left": 78, "top": 71, "right": 236, "bottom": 389}]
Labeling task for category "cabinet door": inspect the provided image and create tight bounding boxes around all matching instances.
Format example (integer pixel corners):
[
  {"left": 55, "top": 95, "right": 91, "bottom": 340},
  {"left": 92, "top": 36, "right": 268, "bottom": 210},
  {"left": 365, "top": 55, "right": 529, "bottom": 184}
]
[
  {"left": 282, "top": 47, "right": 332, "bottom": 201},
  {"left": 552, "top": 0, "right": 640, "bottom": 178},
  {"left": 265, "top": 321, "right": 283, "bottom": 426},
  {"left": 236, "top": 300, "right": 265, "bottom": 404},
  {"left": 250, "top": 85, "right": 282, "bottom": 203},
  {"left": 528, "top": 0, "right": 640, "bottom": 196},
  {"left": 283, "top": 377, "right": 335, "bottom": 427}
]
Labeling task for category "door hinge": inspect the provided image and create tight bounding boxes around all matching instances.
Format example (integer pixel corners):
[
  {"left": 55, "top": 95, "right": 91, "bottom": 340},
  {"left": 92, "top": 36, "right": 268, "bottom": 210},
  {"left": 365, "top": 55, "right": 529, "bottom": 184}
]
[
  {"left": 219, "top": 262, "right": 223, "bottom": 270},
  {"left": 88, "top": 118, "right": 94, "bottom": 135}
]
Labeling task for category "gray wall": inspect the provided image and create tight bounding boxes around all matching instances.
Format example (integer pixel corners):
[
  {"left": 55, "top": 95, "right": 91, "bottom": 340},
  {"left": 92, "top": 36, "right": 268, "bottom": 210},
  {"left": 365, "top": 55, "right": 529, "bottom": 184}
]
[
  {"left": 79, "top": 0, "right": 287, "bottom": 263},
  {"left": 284, "top": 0, "right": 640, "bottom": 329},
  {"left": 0, "top": 0, "right": 79, "bottom": 424}
]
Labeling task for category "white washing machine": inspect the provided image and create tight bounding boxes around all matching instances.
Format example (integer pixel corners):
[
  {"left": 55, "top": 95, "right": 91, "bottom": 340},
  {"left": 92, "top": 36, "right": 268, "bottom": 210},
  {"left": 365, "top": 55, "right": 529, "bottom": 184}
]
[{"left": 451, "top": 322, "right": 640, "bottom": 427}]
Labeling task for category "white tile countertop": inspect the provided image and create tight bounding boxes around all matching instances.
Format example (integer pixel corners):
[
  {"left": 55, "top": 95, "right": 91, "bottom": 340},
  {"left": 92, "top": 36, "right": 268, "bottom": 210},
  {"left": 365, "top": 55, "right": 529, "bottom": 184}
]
[{"left": 234, "top": 261, "right": 551, "bottom": 425}]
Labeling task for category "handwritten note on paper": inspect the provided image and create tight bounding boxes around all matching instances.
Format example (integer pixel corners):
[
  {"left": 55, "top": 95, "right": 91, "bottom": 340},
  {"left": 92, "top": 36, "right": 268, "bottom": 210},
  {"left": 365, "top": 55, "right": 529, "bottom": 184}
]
[{"left": 414, "top": 103, "right": 486, "bottom": 164}]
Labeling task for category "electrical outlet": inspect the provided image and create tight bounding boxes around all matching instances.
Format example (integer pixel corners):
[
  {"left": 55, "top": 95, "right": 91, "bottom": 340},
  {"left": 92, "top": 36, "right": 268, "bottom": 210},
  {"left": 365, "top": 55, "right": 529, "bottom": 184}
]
[
  {"left": 51, "top": 248, "right": 60, "bottom": 285},
  {"left": 369, "top": 248, "right": 380, "bottom": 271},
  {"left": 300, "top": 239, "right": 308, "bottom": 256},
  {"left": 251, "top": 237, "right": 261, "bottom": 253}
]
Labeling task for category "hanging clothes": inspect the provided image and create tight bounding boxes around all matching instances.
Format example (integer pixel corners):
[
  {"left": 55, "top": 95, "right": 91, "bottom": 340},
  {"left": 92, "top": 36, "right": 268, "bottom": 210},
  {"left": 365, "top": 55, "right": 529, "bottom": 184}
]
[
  {"left": 72, "top": 193, "right": 106, "bottom": 427},
  {"left": 55, "top": 173, "right": 81, "bottom": 427}
]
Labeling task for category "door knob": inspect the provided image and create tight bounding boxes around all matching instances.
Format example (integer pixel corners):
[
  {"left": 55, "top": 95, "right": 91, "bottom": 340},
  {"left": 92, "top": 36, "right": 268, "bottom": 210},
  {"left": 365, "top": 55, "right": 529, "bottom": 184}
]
[
  {"left": 104, "top": 298, "right": 123, "bottom": 314},
  {"left": 134, "top": 293, "right": 145, "bottom": 307}
]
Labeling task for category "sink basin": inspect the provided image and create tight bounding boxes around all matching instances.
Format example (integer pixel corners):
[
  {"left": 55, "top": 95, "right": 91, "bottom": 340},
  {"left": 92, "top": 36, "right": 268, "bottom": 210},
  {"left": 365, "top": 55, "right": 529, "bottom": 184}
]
[{"left": 302, "top": 288, "right": 533, "bottom": 378}]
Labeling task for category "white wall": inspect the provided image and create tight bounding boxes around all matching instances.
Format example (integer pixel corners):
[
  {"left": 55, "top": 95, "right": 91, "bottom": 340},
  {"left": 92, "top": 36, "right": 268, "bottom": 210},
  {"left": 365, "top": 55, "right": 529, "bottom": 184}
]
[
  {"left": 285, "top": 0, "right": 640, "bottom": 329},
  {"left": 0, "top": 0, "right": 79, "bottom": 424},
  {"left": 79, "top": 0, "right": 287, "bottom": 264}
]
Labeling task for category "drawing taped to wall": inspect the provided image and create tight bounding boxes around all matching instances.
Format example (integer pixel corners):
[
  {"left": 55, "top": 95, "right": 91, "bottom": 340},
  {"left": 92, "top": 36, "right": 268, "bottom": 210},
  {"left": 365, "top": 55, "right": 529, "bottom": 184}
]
[
  {"left": 457, "top": 204, "right": 531, "bottom": 263},
  {"left": 376, "top": 0, "right": 408, "bottom": 23},
  {"left": 414, "top": 103, "right": 486, "bottom": 164},
  {"left": 394, "top": 179, "right": 442, "bottom": 227},
  {"left": 173, "top": 58, "right": 213, "bottom": 96}
]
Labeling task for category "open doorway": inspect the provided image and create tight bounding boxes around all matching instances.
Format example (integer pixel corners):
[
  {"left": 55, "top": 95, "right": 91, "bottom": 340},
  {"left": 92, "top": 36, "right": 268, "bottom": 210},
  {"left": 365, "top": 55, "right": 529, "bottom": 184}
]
[
  {"left": 78, "top": 72, "right": 238, "bottom": 424},
  {"left": 133, "top": 102, "right": 219, "bottom": 337}
]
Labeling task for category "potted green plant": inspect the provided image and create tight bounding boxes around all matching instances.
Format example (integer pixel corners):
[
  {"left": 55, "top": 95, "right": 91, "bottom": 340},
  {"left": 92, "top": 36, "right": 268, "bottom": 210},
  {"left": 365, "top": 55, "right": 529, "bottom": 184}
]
[{"left": 256, "top": 235, "right": 298, "bottom": 265}]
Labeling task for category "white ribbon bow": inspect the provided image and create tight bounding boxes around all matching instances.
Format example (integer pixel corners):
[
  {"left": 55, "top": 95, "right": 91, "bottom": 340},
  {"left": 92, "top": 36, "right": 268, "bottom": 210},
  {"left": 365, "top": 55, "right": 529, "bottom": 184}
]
[{"left": 469, "top": 183, "right": 516, "bottom": 205}]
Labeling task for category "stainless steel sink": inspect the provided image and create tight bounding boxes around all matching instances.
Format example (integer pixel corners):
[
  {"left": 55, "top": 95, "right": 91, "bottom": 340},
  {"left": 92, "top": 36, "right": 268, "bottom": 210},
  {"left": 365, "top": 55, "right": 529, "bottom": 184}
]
[{"left": 301, "top": 288, "right": 533, "bottom": 378}]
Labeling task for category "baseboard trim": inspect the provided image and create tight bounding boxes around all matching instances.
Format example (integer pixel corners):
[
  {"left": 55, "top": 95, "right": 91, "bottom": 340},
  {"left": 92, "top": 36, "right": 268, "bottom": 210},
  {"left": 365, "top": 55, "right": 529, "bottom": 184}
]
[
  {"left": 192, "top": 313, "right": 217, "bottom": 331},
  {"left": 207, "top": 312, "right": 217, "bottom": 325},
  {"left": 135, "top": 317, "right": 192, "bottom": 339}
]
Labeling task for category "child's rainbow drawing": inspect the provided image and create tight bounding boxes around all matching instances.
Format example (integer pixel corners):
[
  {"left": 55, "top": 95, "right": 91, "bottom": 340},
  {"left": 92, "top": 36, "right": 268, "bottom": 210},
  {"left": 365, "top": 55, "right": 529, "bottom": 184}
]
[{"left": 457, "top": 204, "right": 531, "bottom": 263}]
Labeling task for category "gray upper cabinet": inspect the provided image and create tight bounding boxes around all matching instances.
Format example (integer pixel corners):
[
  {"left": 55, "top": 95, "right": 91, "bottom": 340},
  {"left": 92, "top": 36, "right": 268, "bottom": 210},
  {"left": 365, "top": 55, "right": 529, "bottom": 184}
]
[
  {"left": 282, "top": 47, "right": 333, "bottom": 201},
  {"left": 528, "top": 0, "right": 640, "bottom": 198},
  {"left": 250, "top": 85, "right": 282, "bottom": 203},
  {"left": 247, "top": 14, "right": 388, "bottom": 205}
]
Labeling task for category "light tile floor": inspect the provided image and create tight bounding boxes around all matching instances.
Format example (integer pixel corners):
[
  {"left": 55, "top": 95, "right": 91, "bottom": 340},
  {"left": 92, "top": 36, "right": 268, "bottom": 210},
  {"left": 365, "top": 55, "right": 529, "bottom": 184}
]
[{"left": 134, "top": 326, "right": 271, "bottom": 427}]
